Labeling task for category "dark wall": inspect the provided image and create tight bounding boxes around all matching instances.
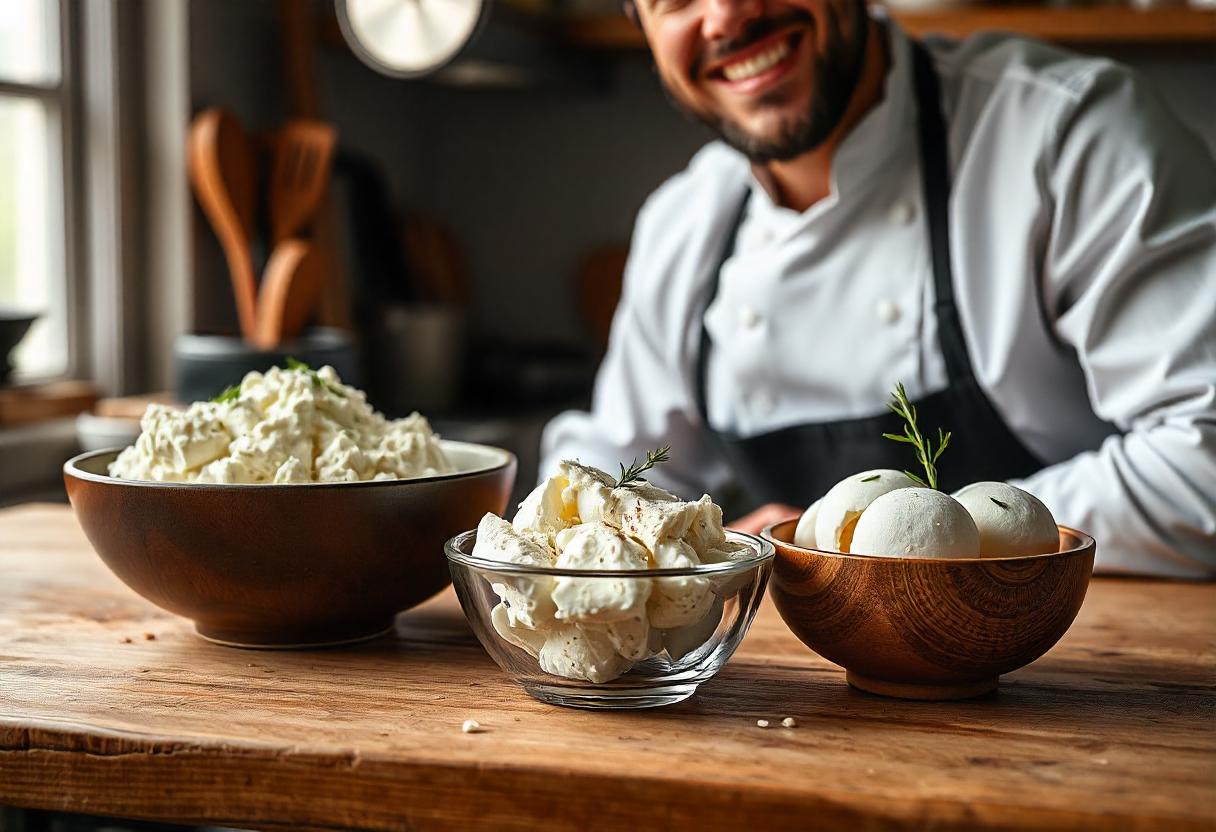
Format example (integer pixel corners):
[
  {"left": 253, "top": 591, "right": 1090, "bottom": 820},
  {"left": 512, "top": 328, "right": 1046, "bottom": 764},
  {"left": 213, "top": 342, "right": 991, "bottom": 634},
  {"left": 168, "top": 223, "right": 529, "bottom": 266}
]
[{"left": 187, "top": 0, "right": 1215, "bottom": 347}]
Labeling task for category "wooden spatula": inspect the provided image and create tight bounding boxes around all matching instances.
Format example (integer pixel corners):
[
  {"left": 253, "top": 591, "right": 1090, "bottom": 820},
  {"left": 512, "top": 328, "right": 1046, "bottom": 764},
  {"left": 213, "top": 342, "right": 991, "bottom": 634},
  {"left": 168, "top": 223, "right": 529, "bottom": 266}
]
[
  {"left": 253, "top": 239, "right": 323, "bottom": 349},
  {"left": 187, "top": 109, "right": 259, "bottom": 340},
  {"left": 268, "top": 121, "right": 337, "bottom": 246}
]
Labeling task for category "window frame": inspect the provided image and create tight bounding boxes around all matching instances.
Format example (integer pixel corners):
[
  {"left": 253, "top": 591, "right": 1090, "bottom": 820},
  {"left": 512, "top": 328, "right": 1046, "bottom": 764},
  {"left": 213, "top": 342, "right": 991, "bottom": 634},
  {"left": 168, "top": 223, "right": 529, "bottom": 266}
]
[
  {"left": 78, "top": 0, "right": 192, "bottom": 396},
  {"left": 0, "top": 0, "right": 192, "bottom": 396},
  {"left": 0, "top": 0, "right": 191, "bottom": 502},
  {"left": 0, "top": 0, "right": 79, "bottom": 383},
  {"left": 1, "top": 0, "right": 192, "bottom": 397}
]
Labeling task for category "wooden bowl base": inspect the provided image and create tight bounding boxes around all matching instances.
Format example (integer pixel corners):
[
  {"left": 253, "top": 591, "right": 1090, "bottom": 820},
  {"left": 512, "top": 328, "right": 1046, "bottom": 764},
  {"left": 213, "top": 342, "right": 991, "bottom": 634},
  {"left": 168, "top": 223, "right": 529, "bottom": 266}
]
[
  {"left": 194, "top": 622, "right": 395, "bottom": 650},
  {"left": 846, "top": 671, "right": 999, "bottom": 701}
]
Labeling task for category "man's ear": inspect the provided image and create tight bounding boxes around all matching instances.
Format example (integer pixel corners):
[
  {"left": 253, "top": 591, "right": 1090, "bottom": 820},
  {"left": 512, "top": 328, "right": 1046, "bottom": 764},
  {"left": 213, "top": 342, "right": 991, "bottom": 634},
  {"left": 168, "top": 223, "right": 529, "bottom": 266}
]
[{"left": 623, "top": 0, "right": 640, "bottom": 27}]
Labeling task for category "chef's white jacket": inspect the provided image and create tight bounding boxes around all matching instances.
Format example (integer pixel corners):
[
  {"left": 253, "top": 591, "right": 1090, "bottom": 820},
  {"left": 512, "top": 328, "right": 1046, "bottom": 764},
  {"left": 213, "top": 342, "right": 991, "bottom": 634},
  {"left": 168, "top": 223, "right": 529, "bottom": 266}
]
[{"left": 542, "top": 24, "right": 1216, "bottom": 578}]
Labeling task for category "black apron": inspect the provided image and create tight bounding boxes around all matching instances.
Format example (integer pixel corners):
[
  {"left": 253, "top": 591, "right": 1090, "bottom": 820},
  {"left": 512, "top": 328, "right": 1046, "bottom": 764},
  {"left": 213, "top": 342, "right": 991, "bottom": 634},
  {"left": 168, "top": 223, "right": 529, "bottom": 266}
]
[{"left": 694, "top": 41, "right": 1048, "bottom": 510}]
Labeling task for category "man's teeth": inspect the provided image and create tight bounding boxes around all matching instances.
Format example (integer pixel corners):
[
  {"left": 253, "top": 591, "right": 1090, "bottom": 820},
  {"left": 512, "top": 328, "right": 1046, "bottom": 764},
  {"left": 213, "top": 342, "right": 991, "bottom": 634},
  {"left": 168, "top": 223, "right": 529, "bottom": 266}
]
[{"left": 722, "top": 40, "right": 790, "bottom": 83}]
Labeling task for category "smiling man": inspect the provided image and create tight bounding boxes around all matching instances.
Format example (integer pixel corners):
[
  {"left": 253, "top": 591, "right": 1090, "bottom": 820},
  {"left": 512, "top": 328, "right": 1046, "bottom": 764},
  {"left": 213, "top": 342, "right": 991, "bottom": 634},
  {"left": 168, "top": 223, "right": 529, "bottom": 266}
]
[
  {"left": 541, "top": 0, "right": 1216, "bottom": 577},
  {"left": 660, "top": 0, "right": 870, "bottom": 166}
]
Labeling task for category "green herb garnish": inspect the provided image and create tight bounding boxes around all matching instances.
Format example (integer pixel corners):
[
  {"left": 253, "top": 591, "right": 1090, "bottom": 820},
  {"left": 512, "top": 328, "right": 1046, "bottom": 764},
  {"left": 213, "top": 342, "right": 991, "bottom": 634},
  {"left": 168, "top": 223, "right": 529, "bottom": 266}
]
[
  {"left": 615, "top": 445, "right": 670, "bottom": 488},
  {"left": 211, "top": 384, "right": 240, "bottom": 404},
  {"left": 990, "top": 497, "right": 1010, "bottom": 510},
  {"left": 860, "top": 474, "right": 880, "bottom": 482},
  {"left": 285, "top": 357, "right": 347, "bottom": 398},
  {"left": 881, "top": 383, "right": 951, "bottom": 490}
]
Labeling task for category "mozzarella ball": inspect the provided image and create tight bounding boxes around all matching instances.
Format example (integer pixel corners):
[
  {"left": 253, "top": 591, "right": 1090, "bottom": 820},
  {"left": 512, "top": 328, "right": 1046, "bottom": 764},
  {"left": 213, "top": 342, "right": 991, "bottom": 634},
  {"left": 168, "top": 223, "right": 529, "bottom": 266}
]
[
  {"left": 954, "top": 481, "right": 1059, "bottom": 556},
  {"left": 814, "top": 469, "right": 922, "bottom": 552},
  {"left": 793, "top": 498, "right": 822, "bottom": 548},
  {"left": 850, "top": 488, "right": 980, "bottom": 559}
]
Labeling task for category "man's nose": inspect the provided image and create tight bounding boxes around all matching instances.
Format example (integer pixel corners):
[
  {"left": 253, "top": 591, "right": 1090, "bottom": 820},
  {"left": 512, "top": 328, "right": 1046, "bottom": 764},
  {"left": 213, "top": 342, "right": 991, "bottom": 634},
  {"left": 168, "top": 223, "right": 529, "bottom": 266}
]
[{"left": 701, "top": 0, "right": 763, "bottom": 43}]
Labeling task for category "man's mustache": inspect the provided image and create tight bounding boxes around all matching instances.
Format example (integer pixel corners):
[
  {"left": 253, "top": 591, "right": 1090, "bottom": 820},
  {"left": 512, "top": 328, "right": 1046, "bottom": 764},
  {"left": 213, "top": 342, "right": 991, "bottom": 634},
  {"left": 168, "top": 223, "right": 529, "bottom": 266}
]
[{"left": 691, "top": 10, "right": 814, "bottom": 77}]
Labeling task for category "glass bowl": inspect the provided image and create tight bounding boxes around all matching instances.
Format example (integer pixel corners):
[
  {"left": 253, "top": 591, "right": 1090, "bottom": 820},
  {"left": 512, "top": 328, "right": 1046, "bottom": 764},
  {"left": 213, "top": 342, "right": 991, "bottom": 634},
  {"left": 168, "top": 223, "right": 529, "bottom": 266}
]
[{"left": 446, "top": 528, "right": 774, "bottom": 709}]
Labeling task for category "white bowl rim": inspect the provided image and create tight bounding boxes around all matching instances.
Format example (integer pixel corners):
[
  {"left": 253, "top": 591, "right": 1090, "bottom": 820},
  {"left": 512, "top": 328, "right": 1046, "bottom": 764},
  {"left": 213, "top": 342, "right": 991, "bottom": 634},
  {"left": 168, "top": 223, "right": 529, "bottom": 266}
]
[
  {"left": 445, "top": 528, "right": 774, "bottom": 578},
  {"left": 63, "top": 439, "right": 515, "bottom": 489}
]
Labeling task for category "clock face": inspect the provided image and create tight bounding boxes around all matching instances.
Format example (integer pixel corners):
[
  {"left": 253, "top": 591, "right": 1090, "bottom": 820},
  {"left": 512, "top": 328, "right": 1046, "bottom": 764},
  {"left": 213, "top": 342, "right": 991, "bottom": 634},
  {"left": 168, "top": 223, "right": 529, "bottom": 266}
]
[{"left": 337, "top": 0, "right": 488, "bottom": 78}]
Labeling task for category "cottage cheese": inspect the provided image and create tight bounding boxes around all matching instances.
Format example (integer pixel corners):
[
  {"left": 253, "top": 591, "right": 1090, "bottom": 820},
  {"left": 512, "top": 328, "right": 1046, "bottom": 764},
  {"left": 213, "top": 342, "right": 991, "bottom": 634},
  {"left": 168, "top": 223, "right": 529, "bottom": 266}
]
[
  {"left": 475, "top": 460, "right": 752, "bottom": 683},
  {"left": 109, "top": 365, "right": 451, "bottom": 483}
]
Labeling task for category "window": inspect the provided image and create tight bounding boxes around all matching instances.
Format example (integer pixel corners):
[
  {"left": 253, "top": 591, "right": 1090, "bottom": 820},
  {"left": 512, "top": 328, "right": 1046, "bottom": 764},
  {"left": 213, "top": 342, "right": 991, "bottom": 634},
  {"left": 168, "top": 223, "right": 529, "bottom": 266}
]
[{"left": 0, "top": 0, "right": 70, "bottom": 380}]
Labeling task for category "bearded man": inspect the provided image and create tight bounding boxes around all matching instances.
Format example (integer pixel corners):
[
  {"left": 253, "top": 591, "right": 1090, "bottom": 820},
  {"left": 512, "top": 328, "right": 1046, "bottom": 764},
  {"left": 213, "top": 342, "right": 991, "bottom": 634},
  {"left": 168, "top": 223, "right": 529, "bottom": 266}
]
[{"left": 541, "top": 0, "right": 1216, "bottom": 577}]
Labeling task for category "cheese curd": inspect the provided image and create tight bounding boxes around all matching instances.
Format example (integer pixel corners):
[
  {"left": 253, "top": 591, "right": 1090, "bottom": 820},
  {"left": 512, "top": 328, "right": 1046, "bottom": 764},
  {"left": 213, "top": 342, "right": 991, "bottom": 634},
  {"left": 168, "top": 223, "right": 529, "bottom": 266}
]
[
  {"left": 472, "top": 460, "right": 750, "bottom": 683},
  {"left": 109, "top": 365, "right": 451, "bottom": 483},
  {"left": 476, "top": 514, "right": 558, "bottom": 630}
]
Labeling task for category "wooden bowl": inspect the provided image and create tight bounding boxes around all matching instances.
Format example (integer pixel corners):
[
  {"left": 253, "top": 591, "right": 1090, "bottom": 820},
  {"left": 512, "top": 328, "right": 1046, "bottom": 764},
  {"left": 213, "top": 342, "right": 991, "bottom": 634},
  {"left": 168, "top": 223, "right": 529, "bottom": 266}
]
[
  {"left": 0, "top": 308, "right": 38, "bottom": 385},
  {"left": 64, "top": 442, "right": 516, "bottom": 648},
  {"left": 764, "top": 519, "right": 1095, "bottom": 700}
]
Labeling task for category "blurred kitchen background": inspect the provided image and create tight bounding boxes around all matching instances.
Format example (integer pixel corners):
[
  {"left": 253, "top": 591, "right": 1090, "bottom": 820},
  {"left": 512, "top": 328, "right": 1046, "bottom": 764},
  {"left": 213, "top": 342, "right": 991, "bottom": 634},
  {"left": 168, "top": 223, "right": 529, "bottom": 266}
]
[{"left": 0, "top": 0, "right": 1213, "bottom": 514}]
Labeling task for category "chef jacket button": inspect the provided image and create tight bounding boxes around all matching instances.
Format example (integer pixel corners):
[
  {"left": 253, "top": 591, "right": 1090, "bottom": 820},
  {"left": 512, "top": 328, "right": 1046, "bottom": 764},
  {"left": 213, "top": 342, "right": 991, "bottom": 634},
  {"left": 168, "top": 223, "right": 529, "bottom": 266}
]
[
  {"left": 750, "top": 227, "right": 774, "bottom": 248},
  {"left": 876, "top": 299, "right": 901, "bottom": 324},
  {"left": 738, "top": 305, "right": 763, "bottom": 331},
  {"left": 889, "top": 200, "right": 916, "bottom": 226}
]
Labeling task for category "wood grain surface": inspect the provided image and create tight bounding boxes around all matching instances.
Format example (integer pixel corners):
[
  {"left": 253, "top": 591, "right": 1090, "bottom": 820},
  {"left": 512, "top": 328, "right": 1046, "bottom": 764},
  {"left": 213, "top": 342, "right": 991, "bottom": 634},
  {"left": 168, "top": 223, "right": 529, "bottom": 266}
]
[{"left": 1, "top": 504, "right": 1212, "bottom": 831}]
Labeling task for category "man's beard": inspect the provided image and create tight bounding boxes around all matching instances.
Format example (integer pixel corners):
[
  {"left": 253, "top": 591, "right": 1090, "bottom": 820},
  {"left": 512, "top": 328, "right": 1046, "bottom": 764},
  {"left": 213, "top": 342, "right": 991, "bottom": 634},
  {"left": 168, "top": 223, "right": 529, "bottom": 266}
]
[{"left": 665, "top": 3, "right": 870, "bottom": 164}]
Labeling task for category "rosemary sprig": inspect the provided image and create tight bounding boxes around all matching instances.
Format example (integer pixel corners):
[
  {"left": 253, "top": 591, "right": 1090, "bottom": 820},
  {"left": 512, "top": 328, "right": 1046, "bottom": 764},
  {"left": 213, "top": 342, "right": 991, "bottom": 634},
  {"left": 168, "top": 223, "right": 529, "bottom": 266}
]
[
  {"left": 211, "top": 384, "right": 240, "bottom": 404},
  {"left": 285, "top": 357, "right": 347, "bottom": 398},
  {"left": 990, "top": 497, "right": 1010, "bottom": 510},
  {"left": 615, "top": 445, "right": 671, "bottom": 488},
  {"left": 881, "top": 383, "right": 952, "bottom": 490}
]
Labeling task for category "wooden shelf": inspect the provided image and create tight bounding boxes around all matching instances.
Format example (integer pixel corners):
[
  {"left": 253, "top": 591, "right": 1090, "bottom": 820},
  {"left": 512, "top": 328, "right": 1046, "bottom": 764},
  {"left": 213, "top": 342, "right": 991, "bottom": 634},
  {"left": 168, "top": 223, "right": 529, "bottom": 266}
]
[
  {"left": 0, "top": 381, "right": 99, "bottom": 427},
  {"left": 558, "top": 6, "right": 1216, "bottom": 49}
]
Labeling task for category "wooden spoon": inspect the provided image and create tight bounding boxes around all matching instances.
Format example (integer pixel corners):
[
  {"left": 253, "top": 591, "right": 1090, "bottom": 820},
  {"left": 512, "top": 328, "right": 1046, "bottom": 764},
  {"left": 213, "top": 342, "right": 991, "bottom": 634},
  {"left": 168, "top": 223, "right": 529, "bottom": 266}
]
[
  {"left": 187, "top": 109, "right": 259, "bottom": 340},
  {"left": 268, "top": 121, "right": 337, "bottom": 246},
  {"left": 254, "top": 239, "right": 323, "bottom": 349}
]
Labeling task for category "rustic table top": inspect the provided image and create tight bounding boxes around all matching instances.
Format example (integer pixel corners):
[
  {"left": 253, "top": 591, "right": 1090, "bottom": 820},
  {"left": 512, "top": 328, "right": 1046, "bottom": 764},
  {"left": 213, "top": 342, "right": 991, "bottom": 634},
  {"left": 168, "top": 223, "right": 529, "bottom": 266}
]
[{"left": 1, "top": 504, "right": 1213, "bottom": 831}]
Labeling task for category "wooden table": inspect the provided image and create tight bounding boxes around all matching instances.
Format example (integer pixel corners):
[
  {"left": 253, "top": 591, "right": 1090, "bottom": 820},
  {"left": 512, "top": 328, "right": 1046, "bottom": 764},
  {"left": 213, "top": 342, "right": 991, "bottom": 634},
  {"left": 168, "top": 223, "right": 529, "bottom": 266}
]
[{"left": 1, "top": 505, "right": 1213, "bottom": 831}]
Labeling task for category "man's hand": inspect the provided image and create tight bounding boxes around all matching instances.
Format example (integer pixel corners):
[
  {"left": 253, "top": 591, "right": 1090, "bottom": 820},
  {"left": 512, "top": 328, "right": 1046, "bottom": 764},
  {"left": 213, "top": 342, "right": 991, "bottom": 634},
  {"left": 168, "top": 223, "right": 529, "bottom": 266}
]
[{"left": 726, "top": 503, "right": 803, "bottom": 536}]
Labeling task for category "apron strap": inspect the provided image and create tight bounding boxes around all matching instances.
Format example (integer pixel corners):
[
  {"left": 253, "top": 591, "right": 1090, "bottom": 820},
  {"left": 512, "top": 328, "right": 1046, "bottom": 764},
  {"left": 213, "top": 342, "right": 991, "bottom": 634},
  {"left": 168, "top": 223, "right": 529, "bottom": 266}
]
[
  {"left": 911, "top": 40, "right": 971, "bottom": 389},
  {"left": 694, "top": 190, "right": 751, "bottom": 426}
]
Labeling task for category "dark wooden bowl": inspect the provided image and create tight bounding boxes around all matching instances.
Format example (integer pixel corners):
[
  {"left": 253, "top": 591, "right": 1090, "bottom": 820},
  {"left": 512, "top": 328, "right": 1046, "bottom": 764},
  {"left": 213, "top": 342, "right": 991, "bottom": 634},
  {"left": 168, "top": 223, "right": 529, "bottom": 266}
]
[
  {"left": 64, "top": 442, "right": 516, "bottom": 648},
  {"left": 764, "top": 519, "right": 1095, "bottom": 700},
  {"left": 0, "top": 308, "right": 38, "bottom": 385}
]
